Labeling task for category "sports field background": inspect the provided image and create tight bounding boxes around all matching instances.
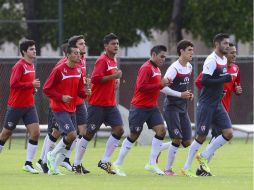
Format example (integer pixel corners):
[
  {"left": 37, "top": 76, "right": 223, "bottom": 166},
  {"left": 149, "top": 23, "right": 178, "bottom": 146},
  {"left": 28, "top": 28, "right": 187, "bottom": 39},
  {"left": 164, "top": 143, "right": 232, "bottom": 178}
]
[{"left": 0, "top": 137, "right": 252, "bottom": 190}]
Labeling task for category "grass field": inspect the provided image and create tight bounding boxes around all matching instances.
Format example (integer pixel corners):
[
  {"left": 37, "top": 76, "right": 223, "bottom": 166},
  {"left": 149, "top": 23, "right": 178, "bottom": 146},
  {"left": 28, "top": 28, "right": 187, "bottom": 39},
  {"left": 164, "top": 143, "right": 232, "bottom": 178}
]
[{"left": 0, "top": 137, "right": 253, "bottom": 190}]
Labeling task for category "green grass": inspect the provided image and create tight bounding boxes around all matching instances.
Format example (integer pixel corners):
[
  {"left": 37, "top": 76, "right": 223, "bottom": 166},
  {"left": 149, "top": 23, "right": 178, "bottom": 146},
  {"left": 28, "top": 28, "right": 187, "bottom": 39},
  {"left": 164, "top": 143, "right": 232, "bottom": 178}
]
[{"left": 0, "top": 137, "right": 253, "bottom": 190}]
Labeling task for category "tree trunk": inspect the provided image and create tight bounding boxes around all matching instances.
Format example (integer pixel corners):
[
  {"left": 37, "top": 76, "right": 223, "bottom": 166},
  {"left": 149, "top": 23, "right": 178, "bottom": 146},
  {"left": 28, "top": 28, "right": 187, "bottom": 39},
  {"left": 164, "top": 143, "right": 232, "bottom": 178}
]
[
  {"left": 22, "top": 0, "right": 41, "bottom": 55},
  {"left": 167, "top": 0, "right": 184, "bottom": 54}
]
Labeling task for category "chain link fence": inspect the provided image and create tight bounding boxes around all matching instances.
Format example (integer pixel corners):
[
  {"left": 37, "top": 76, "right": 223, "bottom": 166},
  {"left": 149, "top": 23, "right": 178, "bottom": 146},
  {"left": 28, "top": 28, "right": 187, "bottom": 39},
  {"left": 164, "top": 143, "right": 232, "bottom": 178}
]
[{"left": 0, "top": 56, "right": 253, "bottom": 130}]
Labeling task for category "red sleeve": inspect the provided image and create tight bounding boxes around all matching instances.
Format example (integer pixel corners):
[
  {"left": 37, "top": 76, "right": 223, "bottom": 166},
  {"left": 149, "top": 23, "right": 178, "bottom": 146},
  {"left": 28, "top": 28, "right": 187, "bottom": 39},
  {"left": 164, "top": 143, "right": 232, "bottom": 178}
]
[
  {"left": 10, "top": 64, "right": 34, "bottom": 89},
  {"left": 43, "top": 68, "right": 63, "bottom": 101},
  {"left": 234, "top": 68, "right": 241, "bottom": 95},
  {"left": 78, "top": 77, "right": 87, "bottom": 99},
  {"left": 137, "top": 67, "right": 161, "bottom": 93},
  {"left": 91, "top": 59, "right": 106, "bottom": 84},
  {"left": 195, "top": 72, "right": 203, "bottom": 90}
]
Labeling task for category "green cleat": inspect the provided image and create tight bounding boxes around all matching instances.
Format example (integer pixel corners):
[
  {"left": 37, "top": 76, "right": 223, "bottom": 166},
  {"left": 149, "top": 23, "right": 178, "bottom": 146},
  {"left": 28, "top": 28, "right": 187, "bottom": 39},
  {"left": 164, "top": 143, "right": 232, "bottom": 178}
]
[
  {"left": 112, "top": 162, "right": 126, "bottom": 176},
  {"left": 47, "top": 151, "right": 56, "bottom": 174},
  {"left": 181, "top": 168, "right": 197, "bottom": 177},
  {"left": 196, "top": 153, "right": 210, "bottom": 173}
]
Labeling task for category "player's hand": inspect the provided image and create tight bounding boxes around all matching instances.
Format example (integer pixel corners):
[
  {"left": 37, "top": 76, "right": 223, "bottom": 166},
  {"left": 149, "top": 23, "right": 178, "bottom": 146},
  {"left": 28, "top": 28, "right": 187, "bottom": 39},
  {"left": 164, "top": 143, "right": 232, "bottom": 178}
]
[
  {"left": 32, "top": 78, "right": 40, "bottom": 88},
  {"left": 167, "top": 78, "right": 173, "bottom": 86},
  {"left": 62, "top": 95, "right": 73, "bottom": 103},
  {"left": 85, "top": 89, "right": 92, "bottom": 96},
  {"left": 235, "top": 82, "right": 242, "bottom": 94},
  {"left": 115, "top": 79, "right": 120, "bottom": 89},
  {"left": 181, "top": 90, "right": 192, "bottom": 100},
  {"left": 161, "top": 78, "right": 170, "bottom": 87},
  {"left": 113, "top": 69, "right": 122, "bottom": 79}
]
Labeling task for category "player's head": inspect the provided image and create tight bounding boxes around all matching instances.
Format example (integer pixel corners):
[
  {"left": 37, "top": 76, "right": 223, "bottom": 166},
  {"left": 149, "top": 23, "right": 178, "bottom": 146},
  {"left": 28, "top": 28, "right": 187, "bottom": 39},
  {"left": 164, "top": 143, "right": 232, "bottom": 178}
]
[
  {"left": 103, "top": 33, "right": 119, "bottom": 56},
  {"left": 226, "top": 42, "right": 237, "bottom": 64},
  {"left": 150, "top": 45, "right": 167, "bottom": 67},
  {"left": 20, "top": 40, "right": 36, "bottom": 58},
  {"left": 177, "top": 40, "right": 194, "bottom": 61},
  {"left": 61, "top": 39, "right": 69, "bottom": 56},
  {"left": 66, "top": 44, "right": 80, "bottom": 63},
  {"left": 213, "top": 33, "right": 230, "bottom": 55},
  {"left": 68, "top": 35, "right": 86, "bottom": 55}
]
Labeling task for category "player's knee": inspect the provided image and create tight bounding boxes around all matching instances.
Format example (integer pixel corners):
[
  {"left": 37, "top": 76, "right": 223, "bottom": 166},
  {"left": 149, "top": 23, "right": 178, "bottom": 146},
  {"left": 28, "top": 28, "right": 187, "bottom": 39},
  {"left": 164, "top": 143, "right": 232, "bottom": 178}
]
[
  {"left": 112, "top": 126, "right": 124, "bottom": 137},
  {"left": 223, "top": 131, "right": 233, "bottom": 140},
  {"left": 196, "top": 135, "right": 206, "bottom": 143},
  {"left": 172, "top": 138, "right": 182, "bottom": 146},
  {"left": 182, "top": 140, "right": 191, "bottom": 147},
  {"left": 156, "top": 127, "right": 166, "bottom": 137},
  {"left": 52, "top": 129, "right": 61, "bottom": 139}
]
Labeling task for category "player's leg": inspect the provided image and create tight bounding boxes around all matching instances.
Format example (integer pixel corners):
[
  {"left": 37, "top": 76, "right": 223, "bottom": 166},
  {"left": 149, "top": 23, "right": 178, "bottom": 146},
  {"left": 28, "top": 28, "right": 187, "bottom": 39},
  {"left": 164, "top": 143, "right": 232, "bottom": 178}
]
[
  {"left": 36, "top": 134, "right": 49, "bottom": 172},
  {"left": 99, "top": 106, "right": 124, "bottom": 174},
  {"left": 23, "top": 106, "right": 40, "bottom": 174}
]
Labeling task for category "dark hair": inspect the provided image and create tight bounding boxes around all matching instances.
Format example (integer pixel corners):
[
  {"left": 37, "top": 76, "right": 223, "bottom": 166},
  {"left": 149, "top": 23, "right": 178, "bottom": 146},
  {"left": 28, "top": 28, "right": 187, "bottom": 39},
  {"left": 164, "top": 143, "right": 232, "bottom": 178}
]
[
  {"left": 103, "top": 33, "right": 118, "bottom": 44},
  {"left": 176, "top": 40, "right": 194, "bottom": 56},
  {"left": 68, "top": 35, "right": 84, "bottom": 46},
  {"left": 66, "top": 44, "right": 78, "bottom": 55},
  {"left": 61, "top": 39, "right": 69, "bottom": 56},
  {"left": 213, "top": 33, "right": 229, "bottom": 45},
  {"left": 150, "top": 45, "right": 167, "bottom": 56},
  {"left": 229, "top": 42, "right": 235, "bottom": 47},
  {"left": 19, "top": 40, "right": 35, "bottom": 56}
]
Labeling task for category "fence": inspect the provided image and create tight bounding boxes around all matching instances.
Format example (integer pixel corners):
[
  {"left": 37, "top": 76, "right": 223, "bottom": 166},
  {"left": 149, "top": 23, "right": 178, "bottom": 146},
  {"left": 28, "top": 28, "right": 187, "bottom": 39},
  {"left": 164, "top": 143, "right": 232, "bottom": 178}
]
[{"left": 0, "top": 56, "right": 253, "bottom": 129}]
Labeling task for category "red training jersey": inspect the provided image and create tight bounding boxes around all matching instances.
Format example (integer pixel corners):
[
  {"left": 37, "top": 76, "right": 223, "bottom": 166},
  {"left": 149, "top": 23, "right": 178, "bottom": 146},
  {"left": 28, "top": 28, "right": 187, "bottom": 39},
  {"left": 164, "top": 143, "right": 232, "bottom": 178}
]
[
  {"left": 88, "top": 53, "right": 118, "bottom": 106},
  {"left": 43, "top": 61, "right": 86, "bottom": 113},
  {"left": 76, "top": 55, "right": 87, "bottom": 106},
  {"left": 131, "top": 60, "right": 162, "bottom": 108},
  {"left": 8, "top": 59, "right": 36, "bottom": 108},
  {"left": 195, "top": 63, "right": 241, "bottom": 112}
]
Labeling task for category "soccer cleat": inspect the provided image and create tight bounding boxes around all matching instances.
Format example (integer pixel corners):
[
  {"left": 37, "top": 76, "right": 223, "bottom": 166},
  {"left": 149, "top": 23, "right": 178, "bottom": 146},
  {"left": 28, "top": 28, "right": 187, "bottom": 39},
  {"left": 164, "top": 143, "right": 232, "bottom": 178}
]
[
  {"left": 35, "top": 159, "right": 43, "bottom": 172},
  {"left": 23, "top": 164, "right": 39, "bottom": 174},
  {"left": 181, "top": 168, "right": 197, "bottom": 177},
  {"left": 47, "top": 151, "right": 57, "bottom": 174},
  {"left": 112, "top": 162, "right": 126, "bottom": 176},
  {"left": 80, "top": 163, "right": 90, "bottom": 174},
  {"left": 98, "top": 160, "right": 116, "bottom": 174},
  {"left": 196, "top": 153, "right": 210, "bottom": 173},
  {"left": 41, "top": 162, "right": 49, "bottom": 174},
  {"left": 196, "top": 166, "right": 213, "bottom": 176},
  {"left": 144, "top": 164, "right": 164, "bottom": 175},
  {"left": 48, "top": 168, "right": 65, "bottom": 176},
  {"left": 164, "top": 169, "right": 178, "bottom": 176},
  {"left": 61, "top": 158, "right": 72, "bottom": 171}
]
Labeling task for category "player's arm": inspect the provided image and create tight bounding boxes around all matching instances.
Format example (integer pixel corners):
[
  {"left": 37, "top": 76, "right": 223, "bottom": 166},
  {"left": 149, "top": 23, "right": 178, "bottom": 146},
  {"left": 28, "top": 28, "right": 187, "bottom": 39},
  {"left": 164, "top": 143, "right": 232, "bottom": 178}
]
[
  {"left": 77, "top": 76, "right": 87, "bottom": 99},
  {"left": 234, "top": 69, "right": 242, "bottom": 95},
  {"left": 201, "top": 58, "right": 231, "bottom": 86},
  {"left": 43, "top": 68, "right": 63, "bottom": 101},
  {"left": 137, "top": 67, "right": 162, "bottom": 93},
  {"left": 10, "top": 64, "right": 35, "bottom": 89},
  {"left": 195, "top": 72, "right": 203, "bottom": 90}
]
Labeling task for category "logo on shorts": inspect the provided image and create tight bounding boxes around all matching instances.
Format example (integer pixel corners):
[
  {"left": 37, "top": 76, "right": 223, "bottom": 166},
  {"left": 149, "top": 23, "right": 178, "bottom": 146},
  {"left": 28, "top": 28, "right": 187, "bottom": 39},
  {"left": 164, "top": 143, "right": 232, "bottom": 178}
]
[
  {"left": 7, "top": 122, "right": 14, "bottom": 127},
  {"left": 64, "top": 124, "right": 70, "bottom": 130},
  {"left": 201, "top": 125, "right": 206, "bottom": 132},
  {"left": 174, "top": 129, "right": 179, "bottom": 135},
  {"left": 89, "top": 124, "right": 96, "bottom": 131},
  {"left": 135, "top": 126, "right": 141, "bottom": 132}
]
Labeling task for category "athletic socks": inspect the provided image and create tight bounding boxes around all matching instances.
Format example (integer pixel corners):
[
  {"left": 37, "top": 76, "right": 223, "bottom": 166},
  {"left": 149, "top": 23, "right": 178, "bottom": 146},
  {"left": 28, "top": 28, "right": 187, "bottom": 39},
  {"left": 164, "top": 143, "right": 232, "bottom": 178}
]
[
  {"left": 165, "top": 143, "right": 179, "bottom": 170},
  {"left": 183, "top": 139, "right": 202, "bottom": 170},
  {"left": 101, "top": 134, "right": 120, "bottom": 163},
  {"left": 74, "top": 136, "right": 89, "bottom": 166},
  {"left": 114, "top": 137, "right": 134, "bottom": 165},
  {"left": 26, "top": 139, "right": 38, "bottom": 162},
  {"left": 149, "top": 135, "right": 163, "bottom": 165}
]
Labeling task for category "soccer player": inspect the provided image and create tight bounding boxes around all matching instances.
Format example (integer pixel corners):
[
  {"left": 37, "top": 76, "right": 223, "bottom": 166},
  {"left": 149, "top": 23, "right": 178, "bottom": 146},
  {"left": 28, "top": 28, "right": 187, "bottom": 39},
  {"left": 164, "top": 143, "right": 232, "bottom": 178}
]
[
  {"left": 112, "top": 45, "right": 171, "bottom": 176},
  {"left": 182, "top": 33, "right": 233, "bottom": 177},
  {"left": 43, "top": 45, "right": 88, "bottom": 175},
  {"left": 160, "top": 40, "right": 194, "bottom": 176},
  {"left": 78, "top": 33, "right": 124, "bottom": 175},
  {"left": 194, "top": 42, "right": 242, "bottom": 176},
  {"left": 0, "top": 40, "right": 40, "bottom": 174}
]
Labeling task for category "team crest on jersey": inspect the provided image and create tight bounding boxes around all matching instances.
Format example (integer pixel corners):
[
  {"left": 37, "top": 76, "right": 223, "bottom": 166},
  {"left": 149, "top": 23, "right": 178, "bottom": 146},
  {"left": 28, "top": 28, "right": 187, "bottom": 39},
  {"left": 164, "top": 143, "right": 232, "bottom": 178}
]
[
  {"left": 201, "top": 125, "right": 206, "bottom": 132},
  {"left": 77, "top": 68, "right": 81, "bottom": 73},
  {"left": 184, "top": 77, "right": 189, "bottom": 82},
  {"left": 89, "top": 124, "right": 96, "bottom": 131},
  {"left": 64, "top": 124, "right": 70, "bottom": 130},
  {"left": 233, "top": 66, "right": 237, "bottom": 72},
  {"left": 7, "top": 122, "right": 14, "bottom": 127},
  {"left": 135, "top": 126, "right": 141, "bottom": 132},
  {"left": 222, "top": 67, "right": 227, "bottom": 73},
  {"left": 63, "top": 68, "right": 67, "bottom": 73},
  {"left": 174, "top": 129, "right": 179, "bottom": 135}
]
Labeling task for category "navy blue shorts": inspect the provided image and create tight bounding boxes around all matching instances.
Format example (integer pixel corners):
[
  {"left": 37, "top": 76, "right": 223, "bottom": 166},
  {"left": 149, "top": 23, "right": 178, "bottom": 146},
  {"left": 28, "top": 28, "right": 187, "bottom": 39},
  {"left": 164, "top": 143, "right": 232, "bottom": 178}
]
[
  {"left": 47, "top": 108, "right": 60, "bottom": 133},
  {"left": 164, "top": 110, "right": 192, "bottom": 141},
  {"left": 3, "top": 106, "right": 39, "bottom": 130},
  {"left": 53, "top": 112, "right": 77, "bottom": 135},
  {"left": 128, "top": 106, "right": 164, "bottom": 134},
  {"left": 86, "top": 104, "right": 123, "bottom": 134},
  {"left": 196, "top": 102, "right": 232, "bottom": 136},
  {"left": 76, "top": 103, "right": 87, "bottom": 126}
]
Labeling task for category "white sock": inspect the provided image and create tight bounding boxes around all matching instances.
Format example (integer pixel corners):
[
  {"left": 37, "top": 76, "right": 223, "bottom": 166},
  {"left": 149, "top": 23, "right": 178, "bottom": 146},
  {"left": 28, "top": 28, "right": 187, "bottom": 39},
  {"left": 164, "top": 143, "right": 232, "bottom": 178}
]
[
  {"left": 42, "top": 137, "right": 56, "bottom": 164},
  {"left": 183, "top": 140, "right": 202, "bottom": 170},
  {"left": 165, "top": 143, "right": 179, "bottom": 170},
  {"left": 101, "top": 135, "right": 120, "bottom": 163},
  {"left": 74, "top": 137, "right": 89, "bottom": 166},
  {"left": 114, "top": 138, "right": 133, "bottom": 165},
  {"left": 160, "top": 141, "right": 171, "bottom": 151},
  {"left": 51, "top": 138, "right": 67, "bottom": 158},
  {"left": 207, "top": 137, "right": 216, "bottom": 162},
  {"left": 65, "top": 138, "right": 77, "bottom": 159},
  {"left": 0, "top": 145, "right": 4, "bottom": 153},
  {"left": 55, "top": 148, "right": 68, "bottom": 168},
  {"left": 201, "top": 135, "right": 228, "bottom": 159},
  {"left": 39, "top": 135, "right": 49, "bottom": 160},
  {"left": 149, "top": 136, "right": 163, "bottom": 165},
  {"left": 26, "top": 142, "right": 38, "bottom": 162}
]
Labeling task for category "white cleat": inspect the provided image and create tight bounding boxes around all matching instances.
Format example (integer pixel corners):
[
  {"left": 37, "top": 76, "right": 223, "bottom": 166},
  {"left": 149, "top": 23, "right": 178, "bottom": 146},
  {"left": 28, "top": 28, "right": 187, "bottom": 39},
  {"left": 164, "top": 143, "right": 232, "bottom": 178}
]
[
  {"left": 35, "top": 162, "right": 43, "bottom": 172},
  {"left": 112, "top": 162, "right": 126, "bottom": 177},
  {"left": 60, "top": 161, "right": 72, "bottom": 171},
  {"left": 145, "top": 164, "right": 164, "bottom": 176},
  {"left": 23, "top": 165, "right": 39, "bottom": 174}
]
